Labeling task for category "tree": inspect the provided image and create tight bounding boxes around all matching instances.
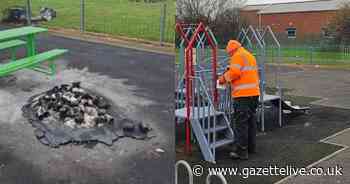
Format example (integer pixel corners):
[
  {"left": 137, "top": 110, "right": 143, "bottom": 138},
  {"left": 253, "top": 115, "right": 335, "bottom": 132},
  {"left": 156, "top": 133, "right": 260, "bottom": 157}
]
[
  {"left": 176, "top": 0, "right": 246, "bottom": 23},
  {"left": 176, "top": 0, "right": 248, "bottom": 46},
  {"left": 327, "top": 1, "right": 350, "bottom": 45}
]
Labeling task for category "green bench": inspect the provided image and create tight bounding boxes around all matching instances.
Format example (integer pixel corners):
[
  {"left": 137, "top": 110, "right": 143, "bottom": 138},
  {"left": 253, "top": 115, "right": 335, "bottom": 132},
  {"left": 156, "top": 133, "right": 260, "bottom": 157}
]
[
  {"left": 0, "top": 39, "right": 26, "bottom": 60},
  {"left": 0, "top": 49, "right": 68, "bottom": 76},
  {"left": 0, "top": 26, "right": 68, "bottom": 77}
]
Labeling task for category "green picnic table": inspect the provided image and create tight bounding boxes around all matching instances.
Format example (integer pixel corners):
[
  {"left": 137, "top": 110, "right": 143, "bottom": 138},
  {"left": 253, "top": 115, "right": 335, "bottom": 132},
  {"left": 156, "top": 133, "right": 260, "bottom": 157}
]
[{"left": 0, "top": 26, "right": 68, "bottom": 77}]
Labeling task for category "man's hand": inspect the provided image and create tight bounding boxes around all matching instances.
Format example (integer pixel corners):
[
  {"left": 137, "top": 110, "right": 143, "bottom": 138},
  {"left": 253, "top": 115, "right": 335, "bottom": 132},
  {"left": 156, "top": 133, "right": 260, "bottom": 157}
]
[
  {"left": 218, "top": 67, "right": 230, "bottom": 85},
  {"left": 217, "top": 80, "right": 226, "bottom": 89},
  {"left": 218, "top": 75, "right": 226, "bottom": 85}
]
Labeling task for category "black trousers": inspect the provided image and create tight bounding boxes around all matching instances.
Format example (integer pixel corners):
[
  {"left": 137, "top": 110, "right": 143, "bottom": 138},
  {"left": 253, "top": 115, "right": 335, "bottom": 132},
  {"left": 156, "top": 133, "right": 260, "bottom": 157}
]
[{"left": 232, "top": 96, "right": 259, "bottom": 152}]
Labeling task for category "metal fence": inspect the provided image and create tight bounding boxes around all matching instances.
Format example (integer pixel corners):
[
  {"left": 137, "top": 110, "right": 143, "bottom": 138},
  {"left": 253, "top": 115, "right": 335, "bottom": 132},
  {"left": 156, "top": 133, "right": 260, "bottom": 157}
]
[
  {"left": 263, "top": 45, "right": 350, "bottom": 65},
  {"left": 207, "top": 27, "right": 350, "bottom": 66},
  {"left": 243, "top": 31, "right": 350, "bottom": 65},
  {"left": 2, "top": 0, "right": 175, "bottom": 44}
]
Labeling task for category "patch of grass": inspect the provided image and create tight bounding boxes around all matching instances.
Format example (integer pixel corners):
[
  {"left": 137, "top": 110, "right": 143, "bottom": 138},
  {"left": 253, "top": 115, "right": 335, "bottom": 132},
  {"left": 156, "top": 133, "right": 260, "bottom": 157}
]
[
  {"left": 263, "top": 47, "right": 350, "bottom": 65},
  {"left": 2, "top": 0, "right": 175, "bottom": 43}
]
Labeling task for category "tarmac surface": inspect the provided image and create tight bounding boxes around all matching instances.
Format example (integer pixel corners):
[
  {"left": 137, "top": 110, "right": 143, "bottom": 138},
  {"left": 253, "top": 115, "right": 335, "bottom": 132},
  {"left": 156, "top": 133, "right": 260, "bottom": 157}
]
[
  {"left": 0, "top": 30, "right": 174, "bottom": 184},
  {"left": 176, "top": 104, "right": 350, "bottom": 184},
  {"left": 177, "top": 65, "right": 350, "bottom": 184},
  {"left": 280, "top": 128, "right": 350, "bottom": 184},
  {"left": 266, "top": 65, "right": 350, "bottom": 184},
  {"left": 266, "top": 65, "right": 350, "bottom": 109}
]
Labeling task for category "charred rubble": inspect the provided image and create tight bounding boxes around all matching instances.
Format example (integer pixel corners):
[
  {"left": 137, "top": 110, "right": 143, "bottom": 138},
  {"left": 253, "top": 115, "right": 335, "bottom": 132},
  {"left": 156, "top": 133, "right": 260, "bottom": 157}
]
[
  {"left": 30, "top": 82, "right": 114, "bottom": 129},
  {"left": 22, "top": 82, "right": 152, "bottom": 147}
]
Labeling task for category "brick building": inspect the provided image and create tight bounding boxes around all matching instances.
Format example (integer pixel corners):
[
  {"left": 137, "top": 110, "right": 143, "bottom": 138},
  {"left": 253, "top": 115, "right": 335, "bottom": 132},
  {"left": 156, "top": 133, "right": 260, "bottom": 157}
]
[{"left": 241, "top": 0, "right": 343, "bottom": 41}]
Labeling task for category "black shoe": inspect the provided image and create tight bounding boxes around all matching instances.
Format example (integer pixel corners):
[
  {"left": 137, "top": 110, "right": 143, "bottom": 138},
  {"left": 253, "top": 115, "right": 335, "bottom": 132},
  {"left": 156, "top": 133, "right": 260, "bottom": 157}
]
[{"left": 229, "top": 151, "right": 248, "bottom": 160}]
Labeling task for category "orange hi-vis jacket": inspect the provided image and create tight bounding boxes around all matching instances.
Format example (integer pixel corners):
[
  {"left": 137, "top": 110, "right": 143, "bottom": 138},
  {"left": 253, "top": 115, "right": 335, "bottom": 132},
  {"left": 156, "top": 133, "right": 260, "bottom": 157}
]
[{"left": 219, "top": 47, "right": 260, "bottom": 98}]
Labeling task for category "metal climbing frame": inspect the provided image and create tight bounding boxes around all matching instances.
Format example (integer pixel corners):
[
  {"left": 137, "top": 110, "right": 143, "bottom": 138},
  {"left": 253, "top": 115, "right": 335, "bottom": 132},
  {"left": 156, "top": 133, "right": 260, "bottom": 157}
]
[
  {"left": 175, "top": 23, "right": 234, "bottom": 163},
  {"left": 237, "top": 25, "right": 283, "bottom": 131},
  {"left": 257, "top": 26, "right": 283, "bottom": 129}
]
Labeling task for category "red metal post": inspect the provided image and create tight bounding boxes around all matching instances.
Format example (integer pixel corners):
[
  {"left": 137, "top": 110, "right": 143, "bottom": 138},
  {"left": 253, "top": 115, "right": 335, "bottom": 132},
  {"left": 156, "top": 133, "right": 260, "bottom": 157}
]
[
  {"left": 176, "top": 23, "right": 190, "bottom": 45},
  {"left": 185, "top": 48, "right": 191, "bottom": 153},
  {"left": 176, "top": 22, "right": 218, "bottom": 154},
  {"left": 184, "top": 23, "right": 204, "bottom": 154},
  {"left": 176, "top": 23, "right": 191, "bottom": 153}
]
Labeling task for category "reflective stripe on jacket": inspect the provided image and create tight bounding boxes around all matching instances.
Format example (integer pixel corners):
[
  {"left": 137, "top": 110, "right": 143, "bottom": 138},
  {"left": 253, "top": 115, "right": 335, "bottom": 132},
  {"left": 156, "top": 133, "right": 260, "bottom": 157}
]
[{"left": 219, "top": 47, "right": 260, "bottom": 98}]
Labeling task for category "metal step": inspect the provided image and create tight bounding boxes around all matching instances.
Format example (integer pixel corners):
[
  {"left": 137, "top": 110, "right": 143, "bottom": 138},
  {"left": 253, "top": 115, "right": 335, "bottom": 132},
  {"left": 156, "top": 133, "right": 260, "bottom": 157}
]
[
  {"left": 191, "top": 119, "right": 215, "bottom": 163},
  {"left": 175, "top": 106, "right": 224, "bottom": 119},
  {"left": 202, "top": 125, "right": 228, "bottom": 134},
  {"left": 210, "top": 138, "right": 234, "bottom": 149}
]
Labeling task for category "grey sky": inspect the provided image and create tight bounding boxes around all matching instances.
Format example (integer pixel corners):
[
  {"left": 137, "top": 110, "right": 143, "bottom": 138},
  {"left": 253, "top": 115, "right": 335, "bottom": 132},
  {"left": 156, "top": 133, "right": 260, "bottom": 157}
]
[{"left": 246, "top": 0, "right": 316, "bottom": 5}]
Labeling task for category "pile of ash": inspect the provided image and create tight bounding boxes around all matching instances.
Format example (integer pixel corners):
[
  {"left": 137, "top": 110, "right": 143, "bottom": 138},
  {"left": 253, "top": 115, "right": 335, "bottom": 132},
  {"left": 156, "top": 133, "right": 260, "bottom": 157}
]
[{"left": 22, "top": 82, "right": 153, "bottom": 147}]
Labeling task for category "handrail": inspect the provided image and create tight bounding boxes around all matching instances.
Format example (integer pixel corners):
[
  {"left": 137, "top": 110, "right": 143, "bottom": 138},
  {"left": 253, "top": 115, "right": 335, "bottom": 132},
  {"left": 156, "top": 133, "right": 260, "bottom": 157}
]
[{"left": 176, "top": 22, "right": 219, "bottom": 153}]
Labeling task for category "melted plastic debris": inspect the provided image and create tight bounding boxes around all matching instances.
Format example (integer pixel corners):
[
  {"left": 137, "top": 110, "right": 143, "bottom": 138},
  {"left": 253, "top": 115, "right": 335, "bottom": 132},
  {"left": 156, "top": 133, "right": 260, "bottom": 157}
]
[{"left": 22, "top": 82, "right": 153, "bottom": 148}]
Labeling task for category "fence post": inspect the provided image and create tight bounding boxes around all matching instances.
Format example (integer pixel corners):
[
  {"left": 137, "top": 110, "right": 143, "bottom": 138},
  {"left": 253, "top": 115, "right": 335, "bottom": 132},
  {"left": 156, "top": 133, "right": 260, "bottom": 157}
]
[
  {"left": 159, "top": 3, "right": 167, "bottom": 46},
  {"left": 26, "top": 0, "right": 32, "bottom": 25},
  {"left": 80, "top": 0, "right": 85, "bottom": 32},
  {"left": 310, "top": 46, "right": 313, "bottom": 64}
]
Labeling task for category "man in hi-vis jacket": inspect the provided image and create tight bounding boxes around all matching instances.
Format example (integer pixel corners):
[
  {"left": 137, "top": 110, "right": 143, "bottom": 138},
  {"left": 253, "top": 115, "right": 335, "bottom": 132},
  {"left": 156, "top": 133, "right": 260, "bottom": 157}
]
[{"left": 218, "top": 40, "right": 260, "bottom": 160}]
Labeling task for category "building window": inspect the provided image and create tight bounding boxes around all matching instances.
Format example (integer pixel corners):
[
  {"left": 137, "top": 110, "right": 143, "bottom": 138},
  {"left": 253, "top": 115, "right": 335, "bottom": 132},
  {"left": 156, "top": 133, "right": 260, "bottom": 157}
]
[
  {"left": 286, "top": 28, "right": 296, "bottom": 38},
  {"left": 322, "top": 27, "right": 333, "bottom": 38}
]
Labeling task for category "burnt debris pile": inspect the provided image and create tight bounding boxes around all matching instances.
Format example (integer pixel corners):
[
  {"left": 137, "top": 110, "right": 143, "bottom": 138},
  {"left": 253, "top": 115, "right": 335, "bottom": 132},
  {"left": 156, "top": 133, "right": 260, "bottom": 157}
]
[
  {"left": 30, "top": 82, "right": 114, "bottom": 129},
  {"left": 22, "top": 82, "right": 153, "bottom": 147}
]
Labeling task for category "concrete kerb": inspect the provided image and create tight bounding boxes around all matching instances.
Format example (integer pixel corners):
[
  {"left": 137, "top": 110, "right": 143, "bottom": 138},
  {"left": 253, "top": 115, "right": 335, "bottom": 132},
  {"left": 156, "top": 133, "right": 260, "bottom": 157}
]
[{"left": 274, "top": 128, "right": 350, "bottom": 184}]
